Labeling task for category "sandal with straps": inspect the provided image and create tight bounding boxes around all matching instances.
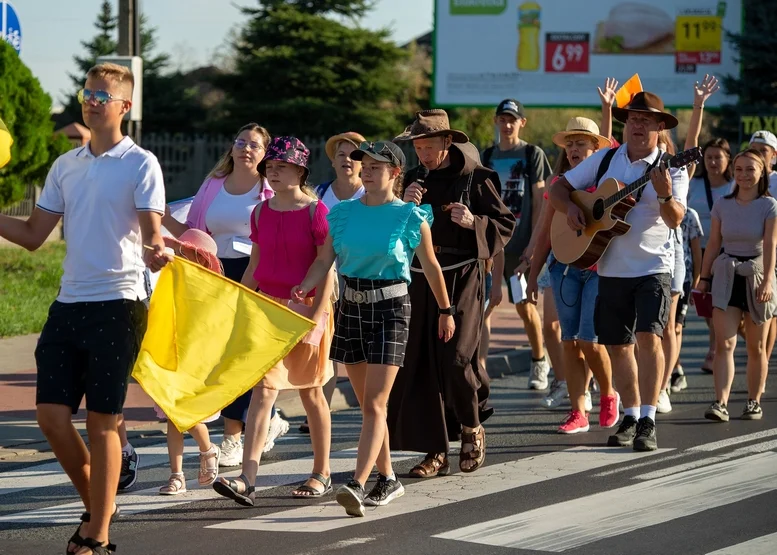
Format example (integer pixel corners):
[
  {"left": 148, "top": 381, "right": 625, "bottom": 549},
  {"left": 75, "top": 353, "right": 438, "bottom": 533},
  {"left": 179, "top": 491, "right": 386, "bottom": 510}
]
[
  {"left": 159, "top": 473, "right": 187, "bottom": 496},
  {"left": 459, "top": 426, "right": 486, "bottom": 473},
  {"left": 409, "top": 453, "right": 450, "bottom": 478},
  {"left": 212, "top": 475, "right": 255, "bottom": 507},
  {"left": 292, "top": 472, "right": 332, "bottom": 498},
  {"left": 75, "top": 538, "right": 116, "bottom": 555},
  {"left": 66, "top": 505, "right": 120, "bottom": 554},
  {"left": 198, "top": 445, "right": 220, "bottom": 487}
]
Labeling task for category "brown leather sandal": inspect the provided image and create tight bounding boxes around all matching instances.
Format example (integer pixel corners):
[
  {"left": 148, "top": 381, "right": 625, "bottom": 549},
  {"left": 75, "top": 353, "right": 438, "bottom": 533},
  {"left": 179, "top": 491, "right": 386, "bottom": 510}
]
[
  {"left": 409, "top": 453, "right": 450, "bottom": 478},
  {"left": 459, "top": 427, "right": 485, "bottom": 473}
]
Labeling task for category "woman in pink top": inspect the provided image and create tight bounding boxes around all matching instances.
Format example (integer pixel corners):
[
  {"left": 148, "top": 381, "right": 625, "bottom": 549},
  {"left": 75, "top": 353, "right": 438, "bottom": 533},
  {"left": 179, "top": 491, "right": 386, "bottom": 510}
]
[
  {"left": 162, "top": 123, "right": 285, "bottom": 469},
  {"left": 213, "top": 137, "right": 336, "bottom": 506}
]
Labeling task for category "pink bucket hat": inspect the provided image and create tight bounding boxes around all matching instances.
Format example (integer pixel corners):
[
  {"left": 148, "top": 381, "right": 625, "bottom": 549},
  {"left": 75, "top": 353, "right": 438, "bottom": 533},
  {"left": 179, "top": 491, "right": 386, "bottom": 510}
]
[{"left": 163, "top": 229, "right": 223, "bottom": 274}]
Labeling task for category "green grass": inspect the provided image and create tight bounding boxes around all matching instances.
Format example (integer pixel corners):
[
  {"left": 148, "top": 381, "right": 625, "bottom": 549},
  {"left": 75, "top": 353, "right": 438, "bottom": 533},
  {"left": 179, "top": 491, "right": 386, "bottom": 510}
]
[{"left": 0, "top": 242, "right": 65, "bottom": 337}]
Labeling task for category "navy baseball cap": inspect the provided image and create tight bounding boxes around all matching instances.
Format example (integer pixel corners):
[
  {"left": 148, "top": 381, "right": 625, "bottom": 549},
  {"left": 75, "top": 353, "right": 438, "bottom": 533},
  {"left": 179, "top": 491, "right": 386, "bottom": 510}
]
[{"left": 496, "top": 99, "right": 526, "bottom": 118}]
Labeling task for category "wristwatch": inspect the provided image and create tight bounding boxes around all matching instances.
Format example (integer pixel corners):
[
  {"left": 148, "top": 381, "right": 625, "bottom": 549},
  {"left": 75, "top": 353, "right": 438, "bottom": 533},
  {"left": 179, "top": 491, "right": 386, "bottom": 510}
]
[
  {"left": 657, "top": 195, "right": 674, "bottom": 204},
  {"left": 438, "top": 305, "right": 456, "bottom": 315}
]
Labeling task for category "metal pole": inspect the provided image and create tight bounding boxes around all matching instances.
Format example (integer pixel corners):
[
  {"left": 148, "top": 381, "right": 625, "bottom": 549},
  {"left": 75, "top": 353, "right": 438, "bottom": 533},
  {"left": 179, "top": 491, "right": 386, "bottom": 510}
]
[{"left": 133, "top": 0, "right": 142, "bottom": 145}]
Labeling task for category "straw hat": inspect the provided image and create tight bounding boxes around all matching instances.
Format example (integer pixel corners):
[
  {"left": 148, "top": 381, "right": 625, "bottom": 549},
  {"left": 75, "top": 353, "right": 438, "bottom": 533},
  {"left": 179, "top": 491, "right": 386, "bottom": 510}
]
[
  {"left": 325, "top": 132, "right": 366, "bottom": 161},
  {"left": 552, "top": 117, "right": 612, "bottom": 150},
  {"left": 163, "top": 229, "right": 223, "bottom": 274}
]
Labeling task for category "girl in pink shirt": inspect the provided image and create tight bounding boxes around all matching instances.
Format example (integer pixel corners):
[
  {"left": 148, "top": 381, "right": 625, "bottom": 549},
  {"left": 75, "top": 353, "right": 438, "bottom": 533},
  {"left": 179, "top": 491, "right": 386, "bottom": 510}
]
[{"left": 213, "top": 137, "right": 335, "bottom": 506}]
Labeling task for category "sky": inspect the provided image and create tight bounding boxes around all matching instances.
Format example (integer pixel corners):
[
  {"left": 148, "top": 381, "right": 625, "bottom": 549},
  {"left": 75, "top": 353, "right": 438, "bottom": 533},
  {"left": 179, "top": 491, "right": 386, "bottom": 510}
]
[{"left": 15, "top": 0, "right": 435, "bottom": 109}]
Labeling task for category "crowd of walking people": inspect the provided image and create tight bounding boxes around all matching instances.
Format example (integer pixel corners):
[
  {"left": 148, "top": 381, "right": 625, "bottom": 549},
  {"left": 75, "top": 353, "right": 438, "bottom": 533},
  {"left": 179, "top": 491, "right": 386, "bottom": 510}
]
[{"left": 0, "top": 62, "right": 774, "bottom": 555}]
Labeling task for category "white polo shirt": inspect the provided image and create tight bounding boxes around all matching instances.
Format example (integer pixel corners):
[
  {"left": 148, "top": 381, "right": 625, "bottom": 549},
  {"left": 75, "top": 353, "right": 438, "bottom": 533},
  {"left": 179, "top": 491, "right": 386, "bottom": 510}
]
[
  {"left": 37, "top": 137, "right": 166, "bottom": 303},
  {"left": 564, "top": 144, "right": 689, "bottom": 279}
]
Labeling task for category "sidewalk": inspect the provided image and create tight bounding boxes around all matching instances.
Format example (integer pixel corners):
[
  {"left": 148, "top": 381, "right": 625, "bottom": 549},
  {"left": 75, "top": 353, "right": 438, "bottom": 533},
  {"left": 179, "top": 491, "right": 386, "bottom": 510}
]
[{"left": 0, "top": 295, "right": 530, "bottom": 458}]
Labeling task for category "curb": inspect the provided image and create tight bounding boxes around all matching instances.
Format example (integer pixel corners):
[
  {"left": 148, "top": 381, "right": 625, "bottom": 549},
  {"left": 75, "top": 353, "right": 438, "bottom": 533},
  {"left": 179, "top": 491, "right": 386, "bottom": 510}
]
[{"left": 0, "top": 348, "right": 532, "bottom": 459}]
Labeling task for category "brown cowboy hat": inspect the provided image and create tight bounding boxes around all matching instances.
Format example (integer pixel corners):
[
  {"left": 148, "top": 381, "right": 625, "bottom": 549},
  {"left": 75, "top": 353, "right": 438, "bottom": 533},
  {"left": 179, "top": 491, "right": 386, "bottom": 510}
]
[
  {"left": 393, "top": 109, "right": 468, "bottom": 143},
  {"left": 612, "top": 91, "right": 678, "bottom": 130}
]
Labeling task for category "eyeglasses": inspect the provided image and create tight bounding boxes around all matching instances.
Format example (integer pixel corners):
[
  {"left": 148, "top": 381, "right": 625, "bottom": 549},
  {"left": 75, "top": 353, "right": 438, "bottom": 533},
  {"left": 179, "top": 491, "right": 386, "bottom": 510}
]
[
  {"left": 234, "top": 139, "right": 265, "bottom": 151},
  {"left": 359, "top": 141, "right": 400, "bottom": 166},
  {"left": 77, "top": 89, "right": 127, "bottom": 106}
]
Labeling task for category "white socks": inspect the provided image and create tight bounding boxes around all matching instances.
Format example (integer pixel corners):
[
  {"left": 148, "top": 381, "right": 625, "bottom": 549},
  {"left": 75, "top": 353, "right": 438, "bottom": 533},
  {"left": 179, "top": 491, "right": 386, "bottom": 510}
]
[
  {"left": 624, "top": 407, "right": 639, "bottom": 419},
  {"left": 122, "top": 442, "right": 134, "bottom": 456},
  {"left": 640, "top": 405, "right": 657, "bottom": 421}
]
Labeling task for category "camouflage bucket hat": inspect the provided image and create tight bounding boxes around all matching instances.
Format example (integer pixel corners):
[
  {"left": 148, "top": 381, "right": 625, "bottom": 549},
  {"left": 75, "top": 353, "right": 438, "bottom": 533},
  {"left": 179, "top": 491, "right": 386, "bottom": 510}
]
[{"left": 259, "top": 136, "right": 311, "bottom": 181}]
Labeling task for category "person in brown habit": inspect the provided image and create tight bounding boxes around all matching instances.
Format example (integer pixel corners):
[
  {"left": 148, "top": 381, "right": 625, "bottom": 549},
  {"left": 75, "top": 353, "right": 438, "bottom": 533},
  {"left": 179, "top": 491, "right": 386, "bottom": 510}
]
[{"left": 388, "top": 110, "right": 515, "bottom": 476}]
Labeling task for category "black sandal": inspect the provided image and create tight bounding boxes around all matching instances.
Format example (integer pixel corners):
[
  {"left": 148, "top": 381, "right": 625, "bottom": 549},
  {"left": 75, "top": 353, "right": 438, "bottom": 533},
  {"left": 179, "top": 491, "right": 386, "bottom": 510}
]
[
  {"left": 212, "top": 475, "right": 256, "bottom": 507},
  {"left": 66, "top": 505, "right": 120, "bottom": 554},
  {"left": 291, "top": 472, "right": 332, "bottom": 498},
  {"left": 76, "top": 538, "right": 116, "bottom": 555}
]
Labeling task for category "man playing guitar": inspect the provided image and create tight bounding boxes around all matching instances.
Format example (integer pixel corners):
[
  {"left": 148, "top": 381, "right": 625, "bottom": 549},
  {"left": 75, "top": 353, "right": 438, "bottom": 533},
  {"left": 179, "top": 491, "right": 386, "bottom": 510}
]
[{"left": 549, "top": 92, "right": 689, "bottom": 452}]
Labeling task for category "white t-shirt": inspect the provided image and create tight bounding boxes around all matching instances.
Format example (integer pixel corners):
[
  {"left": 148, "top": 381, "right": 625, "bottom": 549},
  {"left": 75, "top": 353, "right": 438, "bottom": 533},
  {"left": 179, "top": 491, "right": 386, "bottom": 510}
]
[
  {"left": 687, "top": 176, "right": 734, "bottom": 249},
  {"left": 204, "top": 182, "right": 260, "bottom": 258},
  {"left": 769, "top": 171, "right": 777, "bottom": 198},
  {"left": 564, "top": 144, "right": 689, "bottom": 278},
  {"left": 320, "top": 183, "right": 365, "bottom": 209},
  {"left": 37, "top": 137, "right": 166, "bottom": 303}
]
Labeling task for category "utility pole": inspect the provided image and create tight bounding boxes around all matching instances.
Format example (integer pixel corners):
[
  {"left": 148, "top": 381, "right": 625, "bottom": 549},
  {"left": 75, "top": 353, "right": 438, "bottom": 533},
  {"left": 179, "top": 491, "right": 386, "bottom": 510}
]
[{"left": 118, "top": 0, "right": 142, "bottom": 145}]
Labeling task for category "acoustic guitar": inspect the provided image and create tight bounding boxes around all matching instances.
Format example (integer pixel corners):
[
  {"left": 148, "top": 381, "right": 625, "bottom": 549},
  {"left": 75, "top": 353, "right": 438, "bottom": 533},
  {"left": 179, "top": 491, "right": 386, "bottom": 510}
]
[{"left": 551, "top": 147, "right": 702, "bottom": 269}]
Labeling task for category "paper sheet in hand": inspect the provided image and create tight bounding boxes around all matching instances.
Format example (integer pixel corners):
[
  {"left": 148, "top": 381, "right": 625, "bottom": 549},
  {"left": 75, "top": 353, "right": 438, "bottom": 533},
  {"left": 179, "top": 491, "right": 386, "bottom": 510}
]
[{"left": 509, "top": 274, "right": 528, "bottom": 303}]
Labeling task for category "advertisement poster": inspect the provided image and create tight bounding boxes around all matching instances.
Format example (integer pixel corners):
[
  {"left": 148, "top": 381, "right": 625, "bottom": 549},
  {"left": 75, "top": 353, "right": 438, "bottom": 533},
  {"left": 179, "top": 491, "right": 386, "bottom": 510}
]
[
  {"left": 434, "top": 0, "right": 741, "bottom": 108},
  {"left": 739, "top": 115, "right": 777, "bottom": 153}
]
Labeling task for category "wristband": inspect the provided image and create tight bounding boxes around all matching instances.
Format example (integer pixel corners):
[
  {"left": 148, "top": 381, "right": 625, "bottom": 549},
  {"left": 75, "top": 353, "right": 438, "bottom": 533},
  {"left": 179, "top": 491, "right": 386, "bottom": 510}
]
[{"left": 700, "top": 277, "right": 712, "bottom": 283}]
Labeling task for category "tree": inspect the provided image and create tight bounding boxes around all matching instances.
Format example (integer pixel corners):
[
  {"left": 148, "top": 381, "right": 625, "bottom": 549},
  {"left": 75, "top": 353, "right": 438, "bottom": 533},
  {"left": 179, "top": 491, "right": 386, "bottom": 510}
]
[
  {"left": 219, "top": 1, "right": 410, "bottom": 138},
  {"left": 59, "top": 4, "right": 200, "bottom": 134},
  {"left": 0, "top": 42, "right": 72, "bottom": 208},
  {"left": 60, "top": 0, "right": 117, "bottom": 125},
  {"left": 716, "top": 1, "right": 777, "bottom": 142}
]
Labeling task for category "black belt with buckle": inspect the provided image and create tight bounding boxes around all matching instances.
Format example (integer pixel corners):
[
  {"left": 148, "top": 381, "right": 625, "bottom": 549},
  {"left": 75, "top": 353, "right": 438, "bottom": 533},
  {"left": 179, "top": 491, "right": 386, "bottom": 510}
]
[{"left": 433, "top": 245, "right": 475, "bottom": 256}]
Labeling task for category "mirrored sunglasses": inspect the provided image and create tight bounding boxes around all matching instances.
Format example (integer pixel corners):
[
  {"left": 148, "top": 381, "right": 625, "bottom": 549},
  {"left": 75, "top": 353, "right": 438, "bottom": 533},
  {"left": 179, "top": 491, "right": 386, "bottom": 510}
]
[
  {"left": 77, "top": 88, "right": 126, "bottom": 106},
  {"left": 233, "top": 138, "right": 264, "bottom": 151},
  {"left": 359, "top": 141, "right": 399, "bottom": 166}
]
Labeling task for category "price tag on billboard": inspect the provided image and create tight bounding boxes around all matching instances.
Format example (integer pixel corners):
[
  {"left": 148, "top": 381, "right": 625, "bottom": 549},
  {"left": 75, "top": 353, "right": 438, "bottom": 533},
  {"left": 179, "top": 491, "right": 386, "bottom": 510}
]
[
  {"left": 675, "top": 15, "right": 722, "bottom": 53},
  {"left": 545, "top": 33, "right": 590, "bottom": 73}
]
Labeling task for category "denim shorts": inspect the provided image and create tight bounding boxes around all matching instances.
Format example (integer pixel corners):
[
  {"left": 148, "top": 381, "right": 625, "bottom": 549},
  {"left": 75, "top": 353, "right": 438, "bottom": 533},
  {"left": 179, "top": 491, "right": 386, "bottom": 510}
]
[
  {"left": 548, "top": 259, "right": 599, "bottom": 342},
  {"left": 484, "top": 271, "right": 493, "bottom": 313}
]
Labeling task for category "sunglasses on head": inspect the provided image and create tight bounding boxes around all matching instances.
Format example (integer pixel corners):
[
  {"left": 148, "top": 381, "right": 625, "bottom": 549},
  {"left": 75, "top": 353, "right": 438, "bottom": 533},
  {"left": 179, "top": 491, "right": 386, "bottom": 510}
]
[
  {"left": 359, "top": 141, "right": 400, "bottom": 166},
  {"left": 233, "top": 138, "right": 265, "bottom": 151},
  {"left": 77, "top": 89, "right": 127, "bottom": 106}
]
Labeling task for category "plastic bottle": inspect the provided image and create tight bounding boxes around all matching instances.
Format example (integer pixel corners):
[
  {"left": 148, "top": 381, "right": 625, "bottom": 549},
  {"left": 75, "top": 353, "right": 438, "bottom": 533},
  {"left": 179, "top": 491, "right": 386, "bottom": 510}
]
[{"left": 517, "top": 2, "right": 541, "bottom": 71}]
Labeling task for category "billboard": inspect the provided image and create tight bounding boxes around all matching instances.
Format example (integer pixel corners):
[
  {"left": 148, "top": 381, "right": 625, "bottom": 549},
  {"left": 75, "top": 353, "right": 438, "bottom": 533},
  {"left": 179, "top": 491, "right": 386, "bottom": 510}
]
[{"left": 433, "top": 0, "right": 741, "bottom": 108}]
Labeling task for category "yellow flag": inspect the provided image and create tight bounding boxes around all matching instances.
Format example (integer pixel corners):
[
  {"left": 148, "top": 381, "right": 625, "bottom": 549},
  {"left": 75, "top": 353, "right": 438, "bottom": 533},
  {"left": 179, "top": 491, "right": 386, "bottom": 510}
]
[
  {"left": 0, "top": 118, "right": 12, "bottom": 169},
  {"left": 615, "top": 74, "right": 643, "bottom": 108},
  {"left": 132, "top": 257, "right": 314, "bottom": 432}
]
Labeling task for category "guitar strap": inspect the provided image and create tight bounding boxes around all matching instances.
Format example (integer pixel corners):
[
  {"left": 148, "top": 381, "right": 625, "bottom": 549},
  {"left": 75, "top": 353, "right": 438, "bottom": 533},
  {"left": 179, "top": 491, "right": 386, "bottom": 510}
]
[
  {"left": 702, "top": 173, "right": 714, "bottom": 210},
  {"left": 635, "top": 150, "right": 671, "bottom": 203}
]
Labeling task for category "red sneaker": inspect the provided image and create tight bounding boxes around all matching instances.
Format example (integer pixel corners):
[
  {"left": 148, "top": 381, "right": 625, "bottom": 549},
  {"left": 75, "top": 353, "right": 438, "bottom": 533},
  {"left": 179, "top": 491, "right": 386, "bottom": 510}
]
[
  {"left": 558, "top": 410, "right": 590, "bottom": 434},
  {"left": 599, "top": 392, "right": 620, "bottom": 429}
]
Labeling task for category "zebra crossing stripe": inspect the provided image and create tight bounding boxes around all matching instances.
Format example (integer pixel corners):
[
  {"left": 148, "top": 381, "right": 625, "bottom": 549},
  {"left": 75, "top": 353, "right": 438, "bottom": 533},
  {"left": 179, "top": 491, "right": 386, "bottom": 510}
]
[
  {"left": 206, "top": 447, "right": 668, "bottom": 533},
  {"left": 433, "top": 451, "right": 777, "bottom": 552},
  {"left": 704, "top": 532, "right": 777, "bottom": 555},
  {"left": 0, "top": 448, "right": 416, "bottom": 524}
]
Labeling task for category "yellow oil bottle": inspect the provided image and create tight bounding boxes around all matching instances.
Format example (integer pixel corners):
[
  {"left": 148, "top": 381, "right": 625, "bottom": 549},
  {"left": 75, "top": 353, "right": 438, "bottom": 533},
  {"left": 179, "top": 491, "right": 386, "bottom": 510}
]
[{"left": 517, "top": 2, "right": 541, "bottom": 71}]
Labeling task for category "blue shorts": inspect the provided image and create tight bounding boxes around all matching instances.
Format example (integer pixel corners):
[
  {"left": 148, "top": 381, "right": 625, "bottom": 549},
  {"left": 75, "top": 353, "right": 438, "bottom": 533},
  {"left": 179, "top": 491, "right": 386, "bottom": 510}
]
[
  {"left": 484, "top": 272, "right": 493, "bottom": 313},
  {"left": 549, "top": 258, "right": 599, "bottom": 342}
]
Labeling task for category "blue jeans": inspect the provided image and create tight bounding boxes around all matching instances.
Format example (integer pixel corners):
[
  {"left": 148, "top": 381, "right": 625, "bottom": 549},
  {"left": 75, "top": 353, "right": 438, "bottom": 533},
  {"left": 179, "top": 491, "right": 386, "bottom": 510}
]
[
  {"left": 484, "top": 271, "right": 493, "bottom": 313},
  {"left": 549, "top": 258, "right": 599, "bottom": 342}
]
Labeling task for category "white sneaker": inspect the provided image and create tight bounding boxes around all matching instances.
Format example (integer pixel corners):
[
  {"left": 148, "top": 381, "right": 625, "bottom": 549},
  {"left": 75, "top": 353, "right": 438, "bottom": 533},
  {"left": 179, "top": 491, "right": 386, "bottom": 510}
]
[
  {"left": 528, "top": 358, "right": 550, "bottom": 390},
  {"left": 219, "top": 436, "right": 243, "bottom": 467},
  {"left": 263, "top": 413, "right": 290, "bottom": 453},
  {"left": 584, "top": 390, "right": 593, "bottom": 413},
  {"left": 656, "top": 389, "right": 672, "bottom": 414},
  {"left": 541, "top": 379, "right": 569, "bottom": 410}
]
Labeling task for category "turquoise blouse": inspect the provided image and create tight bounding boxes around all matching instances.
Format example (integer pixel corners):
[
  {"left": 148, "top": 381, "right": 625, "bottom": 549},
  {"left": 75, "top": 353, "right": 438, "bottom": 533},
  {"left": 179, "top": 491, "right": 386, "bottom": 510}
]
[{"left": 327, "top": 198, "right": 433, "bottom": 283}]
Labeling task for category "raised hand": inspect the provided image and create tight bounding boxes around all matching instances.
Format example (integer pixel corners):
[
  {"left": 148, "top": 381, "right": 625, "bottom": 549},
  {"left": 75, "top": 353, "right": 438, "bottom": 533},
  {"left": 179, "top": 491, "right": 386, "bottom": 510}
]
[
  {"left": 597, "top": 77, "right": 619, "bottom": 107},
  {"left": 693, "top": 74, "right": 720, "bottom": 107}
]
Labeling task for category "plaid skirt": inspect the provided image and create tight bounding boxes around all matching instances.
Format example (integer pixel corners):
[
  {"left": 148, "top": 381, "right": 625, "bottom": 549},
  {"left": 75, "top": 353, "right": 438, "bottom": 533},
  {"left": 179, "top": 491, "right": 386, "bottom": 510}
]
[{"left": 331, "top": 277, "right": 411, "bottom": 367}]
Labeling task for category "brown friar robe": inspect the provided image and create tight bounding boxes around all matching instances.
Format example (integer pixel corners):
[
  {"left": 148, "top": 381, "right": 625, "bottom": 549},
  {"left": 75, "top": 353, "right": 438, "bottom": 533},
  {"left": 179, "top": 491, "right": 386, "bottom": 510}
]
[{"left": 387, "top": 148, "right": 515, "bottom": 454}]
